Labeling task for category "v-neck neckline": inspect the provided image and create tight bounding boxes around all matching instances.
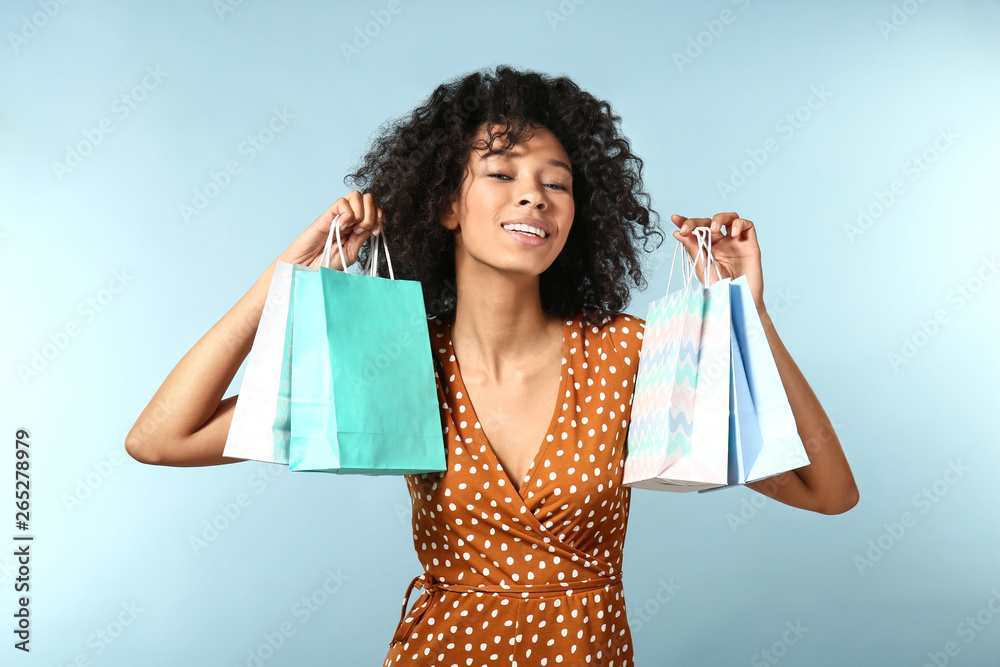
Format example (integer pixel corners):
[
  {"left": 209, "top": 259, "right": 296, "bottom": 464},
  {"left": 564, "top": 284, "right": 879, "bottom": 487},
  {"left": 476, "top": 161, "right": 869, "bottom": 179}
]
[{"left": 444, "top": 313, "right": 572, "bottom": 501}]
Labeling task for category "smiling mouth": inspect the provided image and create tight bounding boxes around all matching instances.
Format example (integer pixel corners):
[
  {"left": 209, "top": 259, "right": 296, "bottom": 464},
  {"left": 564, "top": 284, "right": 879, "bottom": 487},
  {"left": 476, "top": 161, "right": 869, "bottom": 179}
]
[{"left": 501, "top": 222, "right": 548, "bottom": 238}]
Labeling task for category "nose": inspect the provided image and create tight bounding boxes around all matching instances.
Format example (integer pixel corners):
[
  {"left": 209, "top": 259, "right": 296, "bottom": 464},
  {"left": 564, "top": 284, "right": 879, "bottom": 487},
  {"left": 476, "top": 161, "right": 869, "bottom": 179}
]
[{"left": 518, "top": 188, "right": 547, "bottom": 211}]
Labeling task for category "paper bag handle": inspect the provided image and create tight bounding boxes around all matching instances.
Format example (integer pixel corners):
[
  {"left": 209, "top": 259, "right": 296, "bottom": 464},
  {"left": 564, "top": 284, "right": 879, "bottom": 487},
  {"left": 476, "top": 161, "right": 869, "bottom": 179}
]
[
  {"left": 664, "top": 238, "right": 697, "bottom": 296},
  {"left": 664, "top": 226, "right": 723, "bottom": 295},
  {"left": 319, "top": 213, "right": 396, "bottom": 280},
  {"left": 691, "top": 227, "right": 723, "bottom": 286}
]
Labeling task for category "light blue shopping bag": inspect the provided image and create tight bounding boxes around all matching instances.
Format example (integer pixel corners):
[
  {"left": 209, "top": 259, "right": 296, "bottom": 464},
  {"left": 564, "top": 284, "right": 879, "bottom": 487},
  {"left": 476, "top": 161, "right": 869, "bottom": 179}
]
[
  {"left": 698, "top": 273, "right": 811, "bottom": 493},
  {"left": 730, "top": 274, "right": 810, "bottom": 482}
]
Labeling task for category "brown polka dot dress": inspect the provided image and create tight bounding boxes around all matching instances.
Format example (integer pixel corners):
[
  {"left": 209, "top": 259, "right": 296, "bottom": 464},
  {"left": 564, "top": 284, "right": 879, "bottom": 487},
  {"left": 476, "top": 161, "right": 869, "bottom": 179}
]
[{"left": 383, "top": 310, "right": 645, "bottom": 666}]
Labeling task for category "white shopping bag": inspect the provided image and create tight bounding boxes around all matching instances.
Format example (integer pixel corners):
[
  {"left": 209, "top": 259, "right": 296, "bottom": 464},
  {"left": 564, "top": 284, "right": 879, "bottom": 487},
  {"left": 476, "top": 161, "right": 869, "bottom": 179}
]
[
  {"left": 625, "top": 229, "right": 731, "bottom": 492},
  {"left": 223, "top": 261, "right": 295, "bottom": 464}
]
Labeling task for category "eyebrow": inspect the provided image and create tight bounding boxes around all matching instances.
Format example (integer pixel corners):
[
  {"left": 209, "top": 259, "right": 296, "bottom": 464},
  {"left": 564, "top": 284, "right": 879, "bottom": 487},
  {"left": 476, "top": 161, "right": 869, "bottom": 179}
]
[{"left": 481, "top": 150, "right": 573, "bottom": 175}]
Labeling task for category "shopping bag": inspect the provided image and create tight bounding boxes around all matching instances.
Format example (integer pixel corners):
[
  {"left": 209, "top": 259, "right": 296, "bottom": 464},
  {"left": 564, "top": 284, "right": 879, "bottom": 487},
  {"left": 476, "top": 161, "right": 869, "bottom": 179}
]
[
  {"left": 689, "top": 253, "right": 733, "bottom": 486},
  {"left": 625, "top": 228, "right": 732, "bottom": 491},
  {"left": 287, "top": 247, "right": 337, "bottom": 471},
  {"left": 625, "top": 227, "right": 811, "bottom": 493},
  {"left": 695, "top": 313, "right": 762, "bottom": 491},
  {"left": 623, "top": 239, "right": 701, "bottom": 471},
  {"left": 623, "top": 241, "right": 700, "bottom": 487},
  {"left": 270, "top": 266, "right": 303, "bottom": 464},
  {"left": 222, "top": 260, "right": 295, "bottom": 464},
  {"left": 288, "top": 216, "right": 446, "bottom": 475},
  {"left": 727, "top": 315, "right": 759, "bottom": 485},
  {"left": 698, "top": 274, "right": 810, "bottom": 490}
]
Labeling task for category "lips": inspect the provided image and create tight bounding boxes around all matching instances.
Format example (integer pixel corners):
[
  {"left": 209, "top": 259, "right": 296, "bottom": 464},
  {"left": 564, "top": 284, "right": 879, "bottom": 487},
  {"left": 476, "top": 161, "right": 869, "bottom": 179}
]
[
  {"left": 501, "top": 225, "right": 548, "bottom": 247},
  {"left": 500, "top": 217, "right": 551, "bottom": 238}
]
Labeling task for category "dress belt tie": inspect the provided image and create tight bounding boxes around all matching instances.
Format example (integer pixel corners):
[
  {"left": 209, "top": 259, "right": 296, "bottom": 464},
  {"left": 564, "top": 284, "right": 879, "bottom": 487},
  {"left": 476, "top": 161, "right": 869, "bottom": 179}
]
[{"left": 395, "top": 571, "right": 622, "bottom": 641}]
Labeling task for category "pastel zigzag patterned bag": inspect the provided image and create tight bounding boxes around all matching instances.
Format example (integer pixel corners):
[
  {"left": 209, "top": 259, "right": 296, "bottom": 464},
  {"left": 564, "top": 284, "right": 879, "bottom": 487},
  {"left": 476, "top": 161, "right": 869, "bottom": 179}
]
[{"left": 624, "top": 228, "right": 809, "bottom": 492}]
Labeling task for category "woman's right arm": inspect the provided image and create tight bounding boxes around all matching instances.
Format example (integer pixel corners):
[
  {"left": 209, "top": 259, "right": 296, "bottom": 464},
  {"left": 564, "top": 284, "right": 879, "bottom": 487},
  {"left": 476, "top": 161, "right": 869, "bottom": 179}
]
[{"left": 124, "top": 193, "right": 385, "bottom": 467}]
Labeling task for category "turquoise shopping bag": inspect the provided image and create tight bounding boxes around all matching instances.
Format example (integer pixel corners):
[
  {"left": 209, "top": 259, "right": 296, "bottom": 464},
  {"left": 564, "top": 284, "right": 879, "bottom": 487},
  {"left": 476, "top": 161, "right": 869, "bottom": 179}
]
[
  {"left": 288, "top": 216, "right": 446, "bottom": 475},
  {"left": 270, "top": 262, "right": 309, "bottom": 465},
  {"left": 287, "top": 259, "right": 336, "bottom": 471}
]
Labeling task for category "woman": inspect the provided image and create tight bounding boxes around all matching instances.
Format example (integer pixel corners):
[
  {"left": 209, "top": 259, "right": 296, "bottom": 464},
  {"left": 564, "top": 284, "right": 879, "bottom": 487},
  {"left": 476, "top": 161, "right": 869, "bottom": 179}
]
[{"left": 126, "top": 66, "right": 858, "bottom": 666}]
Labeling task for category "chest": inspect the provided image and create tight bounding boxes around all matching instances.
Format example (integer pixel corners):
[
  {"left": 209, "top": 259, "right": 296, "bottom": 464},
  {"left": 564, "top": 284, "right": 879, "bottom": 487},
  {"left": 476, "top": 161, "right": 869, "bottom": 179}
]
[{"left": 462, "top": 364, "right": 562, "bottom": 493}]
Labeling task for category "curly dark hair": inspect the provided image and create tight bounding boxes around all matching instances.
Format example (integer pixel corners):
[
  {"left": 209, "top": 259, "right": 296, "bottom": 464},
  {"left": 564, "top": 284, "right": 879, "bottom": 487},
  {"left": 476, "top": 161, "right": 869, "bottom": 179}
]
[{"left": 344, "top": 65, "right": 664, "bottom": 326}]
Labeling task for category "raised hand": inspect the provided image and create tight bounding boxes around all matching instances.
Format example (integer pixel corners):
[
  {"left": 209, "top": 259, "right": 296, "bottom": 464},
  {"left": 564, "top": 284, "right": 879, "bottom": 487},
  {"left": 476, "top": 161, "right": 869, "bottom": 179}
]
[
  {"left": 276, "top": 191, "right": 385, "bottom": 271},
  {"left": 671, "top": 212, "right": 765, "bottom": 309}
]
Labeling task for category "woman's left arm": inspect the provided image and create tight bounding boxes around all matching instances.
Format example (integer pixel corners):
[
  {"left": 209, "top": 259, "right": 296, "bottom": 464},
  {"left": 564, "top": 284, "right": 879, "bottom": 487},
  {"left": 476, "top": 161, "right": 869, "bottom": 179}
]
[
  {"left": 671, "top": 211, "right": 859, "bottom": 515},
  {"left": 743, "top": 306, "right": 859, "bottom": 515}
]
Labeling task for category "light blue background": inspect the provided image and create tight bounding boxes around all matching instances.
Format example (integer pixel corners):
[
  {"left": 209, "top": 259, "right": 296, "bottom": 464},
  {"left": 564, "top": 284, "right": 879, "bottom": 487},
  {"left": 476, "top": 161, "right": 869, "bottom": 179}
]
[{"left": 3, "top": 0, "right": 999, "bottom": 665}]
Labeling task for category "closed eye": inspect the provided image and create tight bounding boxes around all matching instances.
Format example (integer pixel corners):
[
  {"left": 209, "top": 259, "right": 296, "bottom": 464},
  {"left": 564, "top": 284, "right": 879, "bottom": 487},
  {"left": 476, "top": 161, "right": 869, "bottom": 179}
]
[{"left": 488, "top": 173, "right": 568, "bottom": 191}]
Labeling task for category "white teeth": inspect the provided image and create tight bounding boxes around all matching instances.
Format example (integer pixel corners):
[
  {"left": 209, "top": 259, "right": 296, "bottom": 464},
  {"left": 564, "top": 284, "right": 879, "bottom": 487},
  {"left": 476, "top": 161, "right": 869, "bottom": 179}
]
[{"left": 502, "top": 223, "right": 547, "bottom": 238}]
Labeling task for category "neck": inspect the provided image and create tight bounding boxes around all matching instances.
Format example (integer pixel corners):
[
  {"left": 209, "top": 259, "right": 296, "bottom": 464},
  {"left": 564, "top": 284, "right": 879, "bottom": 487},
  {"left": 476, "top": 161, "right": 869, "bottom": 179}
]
[{"left": 449, "top": 249, "right": 559, "bottom": 382}]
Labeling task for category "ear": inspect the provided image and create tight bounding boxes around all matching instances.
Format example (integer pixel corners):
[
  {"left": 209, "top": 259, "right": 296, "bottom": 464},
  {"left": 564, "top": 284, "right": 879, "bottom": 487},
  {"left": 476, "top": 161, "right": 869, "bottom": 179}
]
[{"left": 440, "top": 193, "right": 459, "bottom": 231}]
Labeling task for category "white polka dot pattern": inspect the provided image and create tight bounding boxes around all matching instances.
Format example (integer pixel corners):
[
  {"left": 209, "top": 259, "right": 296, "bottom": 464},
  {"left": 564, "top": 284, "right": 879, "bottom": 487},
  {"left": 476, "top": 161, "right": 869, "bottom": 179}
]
[{"left": 383, "top": 311, "right": 646, "bottom": 666}]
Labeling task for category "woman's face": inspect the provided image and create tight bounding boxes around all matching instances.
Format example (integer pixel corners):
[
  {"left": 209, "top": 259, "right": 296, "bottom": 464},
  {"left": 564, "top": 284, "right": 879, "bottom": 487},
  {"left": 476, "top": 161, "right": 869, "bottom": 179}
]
[{"left": 441, "top": 122, "right": 575, "bottom": 278}]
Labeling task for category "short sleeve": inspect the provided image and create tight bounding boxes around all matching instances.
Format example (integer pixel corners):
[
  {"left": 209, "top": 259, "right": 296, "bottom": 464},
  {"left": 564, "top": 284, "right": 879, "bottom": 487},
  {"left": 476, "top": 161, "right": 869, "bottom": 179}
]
[{"left": 602, "top": 312, "right": 645, "bottom": 387}]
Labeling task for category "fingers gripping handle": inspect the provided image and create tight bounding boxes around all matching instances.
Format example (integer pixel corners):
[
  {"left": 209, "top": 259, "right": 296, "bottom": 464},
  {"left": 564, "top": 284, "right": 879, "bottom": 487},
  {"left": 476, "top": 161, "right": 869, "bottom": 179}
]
[
  {"left": 667, "top": 226, "right": 729, "bottom": 294},
  {"left": 320, "top": 213, "right": 396, "bottom": 279}
]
